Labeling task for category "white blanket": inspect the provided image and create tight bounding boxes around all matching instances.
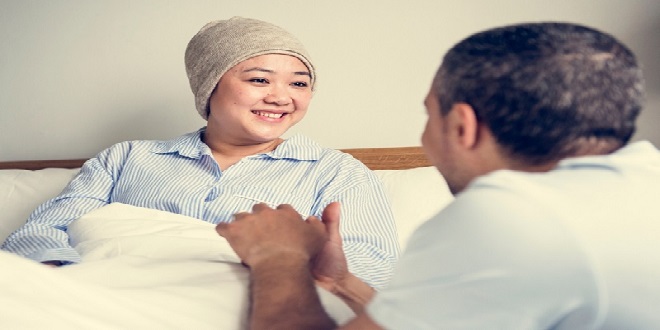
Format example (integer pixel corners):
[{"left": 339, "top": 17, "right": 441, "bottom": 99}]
[{"left": 0, "top": 203, "right": 354, "bottom": 329}]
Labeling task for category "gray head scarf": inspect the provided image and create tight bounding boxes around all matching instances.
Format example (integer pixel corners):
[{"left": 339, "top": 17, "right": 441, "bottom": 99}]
[{"left": 185, "top": 17, "right": 316, "bottom": 120}]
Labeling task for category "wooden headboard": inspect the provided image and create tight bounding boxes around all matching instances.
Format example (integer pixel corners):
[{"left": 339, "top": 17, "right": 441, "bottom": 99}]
[{"left": 0, "top": 147, "right": 430, "bottom": 171}]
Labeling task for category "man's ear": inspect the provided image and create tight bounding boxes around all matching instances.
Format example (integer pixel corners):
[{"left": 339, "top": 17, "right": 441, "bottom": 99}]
[{"left": 447, "top": 103, "right": 479, "bottom": 149}]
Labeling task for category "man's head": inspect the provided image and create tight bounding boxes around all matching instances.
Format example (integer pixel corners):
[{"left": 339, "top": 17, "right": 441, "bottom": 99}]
[
  {"left": 434, "top": 22, "right": 643, "bottom": 163},
  {"left": 424, "top": 22, "right": 645, "bottom": 193}
]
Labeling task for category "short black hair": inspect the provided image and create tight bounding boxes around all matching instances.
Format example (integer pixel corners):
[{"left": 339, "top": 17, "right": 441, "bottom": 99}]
[{"left": 434, "top": 22, "right": 645, "bottom": 165}]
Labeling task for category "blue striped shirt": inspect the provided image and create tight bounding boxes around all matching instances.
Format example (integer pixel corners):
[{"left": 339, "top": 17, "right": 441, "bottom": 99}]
[{"left": 1, "top": 128, "right": 400, "bottom": 288}]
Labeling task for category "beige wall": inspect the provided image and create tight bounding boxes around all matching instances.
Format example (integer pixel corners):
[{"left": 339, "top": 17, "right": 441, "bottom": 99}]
[{"left": 1, "top": 0, "right": 658, "bottom": 161}]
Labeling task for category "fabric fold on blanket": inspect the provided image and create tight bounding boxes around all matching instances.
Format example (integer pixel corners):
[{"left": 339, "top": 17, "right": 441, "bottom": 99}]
[
  {"left": 68, "top": 202, "right": 241, "bottom": 263},
  {"left": 2, "top": 203, "right": 354, "bottom": 329}
]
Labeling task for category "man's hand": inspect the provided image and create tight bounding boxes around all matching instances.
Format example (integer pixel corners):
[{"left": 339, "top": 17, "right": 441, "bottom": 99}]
[
  {"left": 218, "top": 203, "right": 338, "bottom": 329},
  {"left": 311, "top": 202, "right": 350, "bottom": 291},
  {"left": 216, "top": 203, "right": 328, "bottom": 268},
  {"left": 311, "top": 203, "right": 375, "bottom": 314}
]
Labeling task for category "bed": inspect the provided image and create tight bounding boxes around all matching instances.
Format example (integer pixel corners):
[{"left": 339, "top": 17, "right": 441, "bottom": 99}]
[{"left": 0, "top": 147, "right": 453, "bottom": 328}]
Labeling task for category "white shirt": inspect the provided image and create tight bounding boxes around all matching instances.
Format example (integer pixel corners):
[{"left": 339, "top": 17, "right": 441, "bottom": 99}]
[{"left": 369, "top": 141, "right": 660, "bottom": 329}]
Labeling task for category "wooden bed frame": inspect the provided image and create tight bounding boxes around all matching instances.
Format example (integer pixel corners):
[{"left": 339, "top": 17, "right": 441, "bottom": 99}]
[{"left": 0, "top": 147, "right": 431, "bottom": 171}]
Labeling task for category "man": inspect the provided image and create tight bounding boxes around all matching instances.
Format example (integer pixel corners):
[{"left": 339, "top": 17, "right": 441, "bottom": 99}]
[{"left": 216, "top": 22, "right": 660, "bottom": 329}]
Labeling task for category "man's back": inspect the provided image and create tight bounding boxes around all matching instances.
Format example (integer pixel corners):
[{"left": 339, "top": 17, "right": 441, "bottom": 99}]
[
  {"left": 369, "top": 141, "right": 660, "bottom": 329},
  {"left": 533, "top": 141, "right": 660, "bottom": 328}
]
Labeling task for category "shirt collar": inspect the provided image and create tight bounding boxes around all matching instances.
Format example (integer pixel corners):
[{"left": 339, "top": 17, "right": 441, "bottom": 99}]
[
  {"left": 150, "top": 129, "right": 323, "bottom": 161},
  {"left": 266, "top": 134, "right": 324, "bottom": 161},
  {"left": 150, "top": 127, "right": 210, "bottom": 159}
]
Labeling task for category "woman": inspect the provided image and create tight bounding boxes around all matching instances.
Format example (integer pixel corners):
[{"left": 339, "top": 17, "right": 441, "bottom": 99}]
[{"left": 1, "top": 17, "right": 399, "bottom": 289}]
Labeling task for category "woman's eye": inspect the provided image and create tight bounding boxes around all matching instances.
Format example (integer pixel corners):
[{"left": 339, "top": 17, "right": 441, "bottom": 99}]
[
  {"left": 292, "top": 81, "right": 309, "bottom": 88},
  {"left": 249, "top": 78, "right": 268, "bottom": 84}
]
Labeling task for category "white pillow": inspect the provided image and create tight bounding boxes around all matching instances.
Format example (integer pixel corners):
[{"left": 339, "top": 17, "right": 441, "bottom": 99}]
[
  {"left": 374, "top": 166, "right": 453, "bottom": 248},
  {"left": 0, "top": 166, "right": 453, "bottom": 249},
  {"left": 0, "top": 168, "right": 79, "bottom": 243}
]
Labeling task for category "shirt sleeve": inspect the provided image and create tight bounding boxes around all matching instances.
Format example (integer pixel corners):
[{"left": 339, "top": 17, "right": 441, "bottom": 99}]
[
  {"left": 0, "top": 145, "right": 126, "bottom": 264},
  {"left": 318, "top": 157, "right": 401, "bottom": 290}
]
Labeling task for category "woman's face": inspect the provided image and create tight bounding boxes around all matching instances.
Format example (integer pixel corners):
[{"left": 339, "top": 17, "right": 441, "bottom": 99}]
[{"left": 206, "top": 54, "right": 313, "bottom": 146}]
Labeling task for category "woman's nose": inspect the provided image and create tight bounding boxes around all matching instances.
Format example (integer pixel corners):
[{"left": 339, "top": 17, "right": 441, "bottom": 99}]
[{"left": 264, "top": 84, "right": 291, "bottom": 105}]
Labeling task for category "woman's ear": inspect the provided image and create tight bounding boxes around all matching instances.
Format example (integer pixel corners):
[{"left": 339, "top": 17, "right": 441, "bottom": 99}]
[{"left": 447, "top": 103, "right": 479, "bottom": 149}]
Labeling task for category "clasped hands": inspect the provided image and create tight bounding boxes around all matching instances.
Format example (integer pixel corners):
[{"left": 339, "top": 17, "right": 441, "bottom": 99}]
[{"left": 216, "top": 202, "right": 348, "bottom": 290}]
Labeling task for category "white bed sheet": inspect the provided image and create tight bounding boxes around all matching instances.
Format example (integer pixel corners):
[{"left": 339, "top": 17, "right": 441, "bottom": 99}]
[{"left": 1, "top": 203, "right": 354, "bottom": 329}]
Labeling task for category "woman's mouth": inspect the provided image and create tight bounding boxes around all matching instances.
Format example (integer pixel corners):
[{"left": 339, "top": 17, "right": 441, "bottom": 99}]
[{"left": 252, "top": 110, "right": 286, "bottom": 119}]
